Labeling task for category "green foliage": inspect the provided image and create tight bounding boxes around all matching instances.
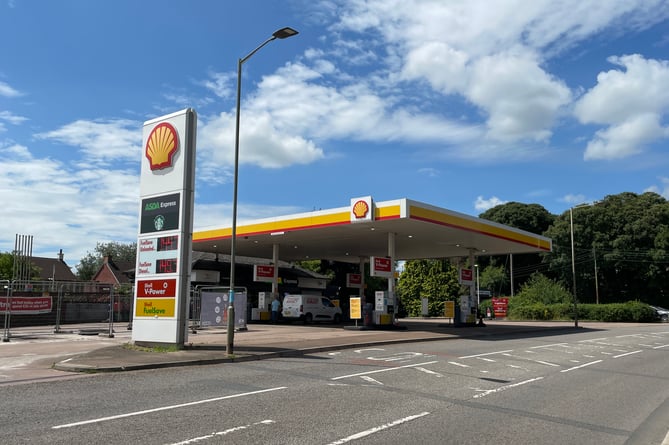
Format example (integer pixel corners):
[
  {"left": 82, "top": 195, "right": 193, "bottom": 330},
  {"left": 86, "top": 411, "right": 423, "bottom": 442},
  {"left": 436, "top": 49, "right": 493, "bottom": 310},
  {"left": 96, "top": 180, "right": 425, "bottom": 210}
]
[
  {"left": 76, "top": 241, "right": 137, "bottom": 280},
  {"left": 479, "top": 265, "right": 507, "bottom": 293},
  {"left": 398, "top": 259, "right": 461, "bottom": 316},
  {"left": 511, "top": 273, "right": 572, "bottom": 307},
  {"left": 0, "top": 251, "right": 41, "bottom": 280},
  {"left": 507, "top": 301, "right": 656, "bottom": 322}
]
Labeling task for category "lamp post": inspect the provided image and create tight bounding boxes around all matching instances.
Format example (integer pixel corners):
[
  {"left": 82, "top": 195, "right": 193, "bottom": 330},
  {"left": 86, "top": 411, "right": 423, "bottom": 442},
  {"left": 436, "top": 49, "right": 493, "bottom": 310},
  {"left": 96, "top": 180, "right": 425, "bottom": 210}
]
[
  {"left": 569, "top": 207, "right": 578, "bottom": 328},
  {"left": 227, "top": 27, "right": 299, "bottom": 356},
  {"left": 570, "top": 202, "right": 595, "bottom": 328}
]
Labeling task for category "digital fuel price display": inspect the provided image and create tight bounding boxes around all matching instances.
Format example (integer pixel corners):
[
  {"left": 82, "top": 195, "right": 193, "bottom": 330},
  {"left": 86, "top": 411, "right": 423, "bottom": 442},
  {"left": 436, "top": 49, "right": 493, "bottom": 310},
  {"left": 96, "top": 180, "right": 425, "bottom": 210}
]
[{"left": 137, "top": 235, "right": 180, "bottom": 276}]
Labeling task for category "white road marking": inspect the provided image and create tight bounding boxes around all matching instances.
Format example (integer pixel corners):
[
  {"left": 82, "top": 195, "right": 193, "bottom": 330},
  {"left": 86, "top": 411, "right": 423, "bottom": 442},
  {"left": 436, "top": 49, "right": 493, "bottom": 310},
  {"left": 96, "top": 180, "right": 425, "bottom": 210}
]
[
  {"left": 476, "top": 357, "right": 496, "bottom": 362},
  {"left": 354, "top": 348, "right": 385, "bottom": 354},
  {"left": 415, "top": 367, "right": 443, "bottom": 377},
  {"left": 534, "top": 360, "right": 560, "bottom": 367},
  {"left": 167, "top": 420, "right": 275, "bottom": 444},
  {"left": 473, "top": 377, "right": 544, "bottom": 399},
  {"left": 459, "top": 350, "right": 513, "bottom": 359},
  {"left": 328, "top": 352, "right": 341, "bottom": 356},
  {"left": 560, "top": 360, "right": 603, "bottom": 373},
  {"left": 639, "top": 344, "right": 654, "bottom": 347},
  {"left": 613, "top": 350, "right": 642, "bottom": 358},
  {"left": 331, "top": 361, "right": 439, "bottom": 380},
  {"left": 530, "top": 343, "right": 569, "bottom": 349},
  {"left": 360, "top": 376, "right": 384, "bottom": 385},
  {"left": 447, "top": 361, "right": 470, "bottom": 368},
  {"left": 325, "top": 412, "right": 430, "bottom": 445},
  {"left": 654, "top": 344, "right": 669, "bottom": 349},
  {"left": 52, "top": 387, "right": 287, "bottom": 429}
]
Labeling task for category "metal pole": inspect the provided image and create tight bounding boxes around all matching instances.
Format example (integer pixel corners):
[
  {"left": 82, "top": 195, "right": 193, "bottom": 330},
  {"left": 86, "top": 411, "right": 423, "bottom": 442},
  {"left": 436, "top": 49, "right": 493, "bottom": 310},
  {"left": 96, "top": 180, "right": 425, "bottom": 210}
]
[
  {"left": 570, "top": 208, "right": 578, "bottom": 328},
  {"left": 593, "top": 246, "right": 599, "bottom": 304},
  {"left": 2, "top": 280, "right": 10, "bottom": 342},
  {"left": 226, "top": 28, "right": 298, "bottom": 356},
  {"left": 108, "top": 286, "right": 115, "bottom": 338}
]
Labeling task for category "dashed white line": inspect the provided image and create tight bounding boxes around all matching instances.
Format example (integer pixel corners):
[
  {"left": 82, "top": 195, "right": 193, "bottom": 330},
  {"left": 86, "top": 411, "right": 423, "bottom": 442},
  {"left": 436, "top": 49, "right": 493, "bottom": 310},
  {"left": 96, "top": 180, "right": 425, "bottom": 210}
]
[
  {"left": 415, "top": 367, "right": 443, "bottom": 377},
  {"left": 473, "top": 377, "right": 544, "bottom": 399},
  {"left": 447, "top": 361, "right": 470, "bottom": 368},
  {"left": 653, "top": 344, "right": 669, "bottom": 349},
  {"left": 613, "top": 350, "right": 642, "bottom": 358},
  {"left": 360, "top": 376, "right": 384, "bottom": 385},
  {"left": 331, "top": 361, "right": 439, "bottom": 380},
  {"left": 167, "top": 420, "right": 275, "bottom": 444},
  {"left": 325, "top": 412, "right": 430, "bottom": 445},
  {"left": 560, "top": 360, "right": 603, "bottom": 373},
  {"left": 459, "top": 350, "right": 513, "bottom": 359}
]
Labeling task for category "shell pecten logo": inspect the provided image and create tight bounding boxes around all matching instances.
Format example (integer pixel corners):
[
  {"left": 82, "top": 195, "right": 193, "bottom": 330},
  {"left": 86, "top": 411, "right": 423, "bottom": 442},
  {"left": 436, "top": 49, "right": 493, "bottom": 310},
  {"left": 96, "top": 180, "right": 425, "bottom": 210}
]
[
  {"left": 352, "top": 200, "right": 369, "bottom": 219},
  {"left": 146, "top": 122, "right": 178, "bottom": 171}
]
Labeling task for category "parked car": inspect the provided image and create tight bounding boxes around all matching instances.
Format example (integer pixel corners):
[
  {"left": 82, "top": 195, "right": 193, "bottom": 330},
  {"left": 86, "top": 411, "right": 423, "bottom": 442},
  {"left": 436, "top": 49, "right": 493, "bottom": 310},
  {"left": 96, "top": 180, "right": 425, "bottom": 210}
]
[{"left": 650, "top": 306, "right": 669, "bottom": 322}]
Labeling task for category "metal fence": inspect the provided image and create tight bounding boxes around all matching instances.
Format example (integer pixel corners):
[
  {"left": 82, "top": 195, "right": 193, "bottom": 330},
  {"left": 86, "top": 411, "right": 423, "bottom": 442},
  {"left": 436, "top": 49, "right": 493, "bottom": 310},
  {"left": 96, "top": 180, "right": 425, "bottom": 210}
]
[{"left": 1, "top": 280, "right": 133, "bottom": 341}]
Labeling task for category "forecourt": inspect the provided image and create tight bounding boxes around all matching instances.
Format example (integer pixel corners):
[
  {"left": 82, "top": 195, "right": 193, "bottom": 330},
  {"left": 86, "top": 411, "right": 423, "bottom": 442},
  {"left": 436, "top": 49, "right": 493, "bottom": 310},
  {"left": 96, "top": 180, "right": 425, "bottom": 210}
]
[{"left": 192, "top": 197, "right": 552, "bottom": 324}]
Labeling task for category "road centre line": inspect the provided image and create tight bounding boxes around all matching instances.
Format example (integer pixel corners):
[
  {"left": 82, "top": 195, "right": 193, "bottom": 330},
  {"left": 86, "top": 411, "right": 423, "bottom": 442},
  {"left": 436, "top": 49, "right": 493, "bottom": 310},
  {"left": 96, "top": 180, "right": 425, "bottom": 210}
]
[
  {"left": 331, "top": 361, "right": 439, "bottom": 380},
  {"left": 167, "top": 420, "right": 275, "bottom": 445},
  {"left": 459, "top": 349, "right": 513, "bottom": 359},
  {"left": 613, "top": 350, "right": 643, "bottom": 358},
  {"left": 52, "top": 387, "right": 287, "bottom": 429},
  {"left": 560, "top": 360, "right": 603, "bottom": 373},
  {"left": 325, "top": 412, "right": 430, "bottom": 445}
]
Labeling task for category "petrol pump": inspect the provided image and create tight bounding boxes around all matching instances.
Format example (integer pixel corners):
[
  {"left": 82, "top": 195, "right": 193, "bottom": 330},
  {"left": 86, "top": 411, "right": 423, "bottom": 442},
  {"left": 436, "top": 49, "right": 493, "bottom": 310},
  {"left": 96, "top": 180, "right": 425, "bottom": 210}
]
[{"left": 373, "top": 290, "right": 394, "bottom": 325}]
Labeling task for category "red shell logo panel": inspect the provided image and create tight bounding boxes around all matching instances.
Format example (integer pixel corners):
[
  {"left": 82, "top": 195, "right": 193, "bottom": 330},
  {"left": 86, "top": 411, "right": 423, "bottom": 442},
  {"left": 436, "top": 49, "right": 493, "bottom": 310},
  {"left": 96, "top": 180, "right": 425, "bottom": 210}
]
[{"left": 145, "top": 122, "right": 179, "bottom": 171}]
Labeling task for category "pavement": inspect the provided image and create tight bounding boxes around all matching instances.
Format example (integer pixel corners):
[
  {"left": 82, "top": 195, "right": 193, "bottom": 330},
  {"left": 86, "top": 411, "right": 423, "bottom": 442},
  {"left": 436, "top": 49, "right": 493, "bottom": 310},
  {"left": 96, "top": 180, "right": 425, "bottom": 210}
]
[{"left": 0, "top": 318, "right": 597, "bottom": 379}]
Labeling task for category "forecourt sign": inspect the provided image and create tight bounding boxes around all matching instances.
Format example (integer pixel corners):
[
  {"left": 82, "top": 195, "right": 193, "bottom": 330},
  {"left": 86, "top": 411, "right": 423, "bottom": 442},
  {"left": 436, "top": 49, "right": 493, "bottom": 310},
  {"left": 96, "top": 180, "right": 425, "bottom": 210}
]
[{"left": 132, "top": 108, "right": 196, "bottom": 347}]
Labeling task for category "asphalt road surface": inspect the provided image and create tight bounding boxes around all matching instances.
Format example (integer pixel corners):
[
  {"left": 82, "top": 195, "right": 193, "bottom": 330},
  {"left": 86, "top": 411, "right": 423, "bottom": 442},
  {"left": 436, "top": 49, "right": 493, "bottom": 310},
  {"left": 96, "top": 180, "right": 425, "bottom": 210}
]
[{"left": 1, "top": 324, "right": 668, "bottom": 444}]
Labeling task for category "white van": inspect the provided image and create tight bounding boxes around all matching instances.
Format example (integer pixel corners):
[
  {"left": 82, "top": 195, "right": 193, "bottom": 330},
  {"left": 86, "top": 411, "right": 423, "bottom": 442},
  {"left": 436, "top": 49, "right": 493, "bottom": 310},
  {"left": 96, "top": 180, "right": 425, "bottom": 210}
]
[{"left": 282, "top": 294, "right": 342, "bottom": 324}]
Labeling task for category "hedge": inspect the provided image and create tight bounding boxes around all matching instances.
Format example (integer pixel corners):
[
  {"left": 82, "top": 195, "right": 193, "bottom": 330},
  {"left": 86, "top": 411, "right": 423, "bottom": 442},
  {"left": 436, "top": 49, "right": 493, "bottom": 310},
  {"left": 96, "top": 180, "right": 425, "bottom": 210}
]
[{"left": 506, "top": 301, "right": 656, "bottom": 322}]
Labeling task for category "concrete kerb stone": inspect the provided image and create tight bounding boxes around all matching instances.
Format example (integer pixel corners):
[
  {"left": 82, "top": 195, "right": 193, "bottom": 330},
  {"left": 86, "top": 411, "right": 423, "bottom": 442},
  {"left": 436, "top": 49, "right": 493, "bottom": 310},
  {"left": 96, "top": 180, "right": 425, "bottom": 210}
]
[{"left": 52, "top": 323, "right": 579, "bottom": 374}]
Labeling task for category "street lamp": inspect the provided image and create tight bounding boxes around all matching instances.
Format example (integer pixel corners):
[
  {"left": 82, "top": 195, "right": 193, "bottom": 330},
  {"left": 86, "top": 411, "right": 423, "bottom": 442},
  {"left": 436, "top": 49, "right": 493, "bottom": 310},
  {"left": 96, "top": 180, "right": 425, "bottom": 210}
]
[
  {"left": 569, "top": 203, "right": 592, "bottom": 328},
  {"left": 227, "top": 27, "right": 299, "bottom": 355}
]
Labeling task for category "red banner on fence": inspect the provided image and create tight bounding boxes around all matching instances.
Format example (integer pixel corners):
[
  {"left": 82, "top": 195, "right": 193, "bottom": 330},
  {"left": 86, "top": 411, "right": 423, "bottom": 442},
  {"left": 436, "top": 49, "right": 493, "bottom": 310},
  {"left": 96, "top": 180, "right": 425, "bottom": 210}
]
[{"left": 0, "top": 296, "right": 53, "bottom": 314}]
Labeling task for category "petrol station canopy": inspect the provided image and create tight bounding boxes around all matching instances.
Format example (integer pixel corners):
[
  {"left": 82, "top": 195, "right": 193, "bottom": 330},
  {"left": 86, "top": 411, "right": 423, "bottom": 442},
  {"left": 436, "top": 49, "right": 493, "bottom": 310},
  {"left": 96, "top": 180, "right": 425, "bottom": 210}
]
[{"left": 192, "top": 198, "right": 552, "bottom": 263}]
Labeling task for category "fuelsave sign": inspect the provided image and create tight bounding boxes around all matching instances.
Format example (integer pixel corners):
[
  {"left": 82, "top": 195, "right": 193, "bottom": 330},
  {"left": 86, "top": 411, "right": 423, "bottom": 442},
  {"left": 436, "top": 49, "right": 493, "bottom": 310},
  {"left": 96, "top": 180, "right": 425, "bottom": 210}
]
[{"left": 136, "top": 279, "right": 177, "bottom": 317}]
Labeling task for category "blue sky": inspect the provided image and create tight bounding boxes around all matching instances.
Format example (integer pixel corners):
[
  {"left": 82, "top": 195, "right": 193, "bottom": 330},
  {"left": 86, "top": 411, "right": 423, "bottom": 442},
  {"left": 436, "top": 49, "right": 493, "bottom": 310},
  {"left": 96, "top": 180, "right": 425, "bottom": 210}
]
[{"left": 1, "top": 0, "right": 669, "bottom": 267}]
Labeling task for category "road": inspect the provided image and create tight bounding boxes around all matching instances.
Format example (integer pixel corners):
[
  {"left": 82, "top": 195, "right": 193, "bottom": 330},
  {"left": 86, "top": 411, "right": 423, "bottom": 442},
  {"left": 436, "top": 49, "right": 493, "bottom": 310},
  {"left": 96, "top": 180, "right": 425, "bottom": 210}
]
[{"left": 0, "top": 324, "right": 667, "bottom": 444}]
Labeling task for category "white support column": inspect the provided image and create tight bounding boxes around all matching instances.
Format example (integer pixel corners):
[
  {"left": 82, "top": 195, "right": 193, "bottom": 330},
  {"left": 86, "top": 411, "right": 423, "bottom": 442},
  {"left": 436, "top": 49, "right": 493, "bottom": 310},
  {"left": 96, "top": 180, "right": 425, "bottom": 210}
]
[
  {"left": 358, "top": 257, "right": 365, "bottom": 299},
  {"left": 388, "top": 232, "right": 396, "bottom": 319},
  {"left": 272, "top": 244, "right": 280, "bottom": 298}
]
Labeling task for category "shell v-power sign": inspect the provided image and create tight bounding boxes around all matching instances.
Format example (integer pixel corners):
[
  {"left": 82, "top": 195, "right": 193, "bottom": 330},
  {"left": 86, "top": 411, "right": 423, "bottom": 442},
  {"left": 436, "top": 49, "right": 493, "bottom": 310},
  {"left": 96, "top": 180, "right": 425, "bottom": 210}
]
[{"left": 132, "top": 109, "right": 197, "bottom": 347}]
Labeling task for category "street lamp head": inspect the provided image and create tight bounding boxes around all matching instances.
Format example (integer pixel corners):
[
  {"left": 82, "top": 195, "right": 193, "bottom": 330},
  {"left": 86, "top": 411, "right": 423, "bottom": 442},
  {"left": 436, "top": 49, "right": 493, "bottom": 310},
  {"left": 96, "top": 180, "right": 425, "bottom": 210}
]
[{"left": 273, "top": 27, "right": 299, "bottom": 39}]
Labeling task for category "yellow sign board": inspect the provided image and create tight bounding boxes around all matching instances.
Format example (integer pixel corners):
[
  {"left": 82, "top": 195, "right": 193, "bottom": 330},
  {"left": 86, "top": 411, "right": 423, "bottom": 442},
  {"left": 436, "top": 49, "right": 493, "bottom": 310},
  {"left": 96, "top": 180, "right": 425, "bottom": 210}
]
[
  {"left": 444, "top": 301, "right": 455, "bottom": 318},
  {"left": 136, "top": 298, "right": 175, "bottom": 317},
  {"left": 349, "top": 297, "right": 362, "bottom": 319}
]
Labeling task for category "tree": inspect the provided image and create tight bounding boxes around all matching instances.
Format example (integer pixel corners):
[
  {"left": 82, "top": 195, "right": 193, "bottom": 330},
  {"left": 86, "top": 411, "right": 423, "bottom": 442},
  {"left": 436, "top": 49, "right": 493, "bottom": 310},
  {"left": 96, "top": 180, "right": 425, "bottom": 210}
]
[
  {"left": 479, "top": 202, "right": 556, "bottom": 294},
  {"left": 76, "top": 241, "right": 137, "bottom": 280},
  {"left": 0, "top": 251, "right": 41, "bottom": 281},
  {"left": 479, "top": 265, "right": 508, "bottom": 295},
  {"left": 397, "top": 259, "right": 461, "bottom": 316},
  {"left": 544, "top": 192, "right": 669, "bottom": 305}
]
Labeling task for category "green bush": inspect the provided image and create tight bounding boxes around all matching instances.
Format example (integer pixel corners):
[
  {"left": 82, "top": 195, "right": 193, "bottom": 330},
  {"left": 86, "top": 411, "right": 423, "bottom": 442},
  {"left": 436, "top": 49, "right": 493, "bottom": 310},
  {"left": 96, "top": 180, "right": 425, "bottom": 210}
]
[{"left": 507, "top": 301, "right": 657, "bottom": 322}]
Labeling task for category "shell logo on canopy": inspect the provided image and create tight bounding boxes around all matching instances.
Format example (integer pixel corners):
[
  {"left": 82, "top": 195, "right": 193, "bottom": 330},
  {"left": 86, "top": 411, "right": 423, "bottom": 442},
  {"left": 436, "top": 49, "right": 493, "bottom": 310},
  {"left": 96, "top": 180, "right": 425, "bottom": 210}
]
[
  {"left": 145, "top": 122, "right": 179, "bottom": 171},
  {"left": 350, "top": 196, "right": 374, "bottom": 223},
  {"left": 352, "top": 200, "right": 369, "bottom": 218}
]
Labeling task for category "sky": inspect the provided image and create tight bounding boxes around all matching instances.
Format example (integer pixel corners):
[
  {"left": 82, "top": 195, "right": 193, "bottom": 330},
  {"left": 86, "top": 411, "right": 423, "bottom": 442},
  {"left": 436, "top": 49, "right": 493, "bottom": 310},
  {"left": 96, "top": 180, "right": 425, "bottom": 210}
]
[{"left": 1, "top": 0, "right": 669, "bottom": 269}]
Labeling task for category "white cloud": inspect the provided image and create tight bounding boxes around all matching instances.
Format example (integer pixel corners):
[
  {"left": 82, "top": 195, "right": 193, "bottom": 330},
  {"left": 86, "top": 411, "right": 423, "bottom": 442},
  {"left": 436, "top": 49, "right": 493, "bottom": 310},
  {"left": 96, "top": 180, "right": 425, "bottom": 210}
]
[
  {"left": 560, "top": 193, "right": 588, "bottom": 205},
  {"left": 0, "top": 110, "right": 28, "bottom": 125},
  {"left": 330, "top": 0, "right": 669, "bottom": 148},
  {"left": 475, "top": 195, "right": 508, "bottom": 211},
  {"left": 645, "top": 177, "right": 669, "bottom": 199},
  {"left": 574, "top": 54, "right": 669, "bottom": 160},
  {"left": 0, "top": 143, "right": 139, "bottom": 264},
  {"left": 35, "top": 119, "right": 142, "bottom": 166},
  {"left": 0, "top": 81, "right": 21, "bottom": 97}
]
